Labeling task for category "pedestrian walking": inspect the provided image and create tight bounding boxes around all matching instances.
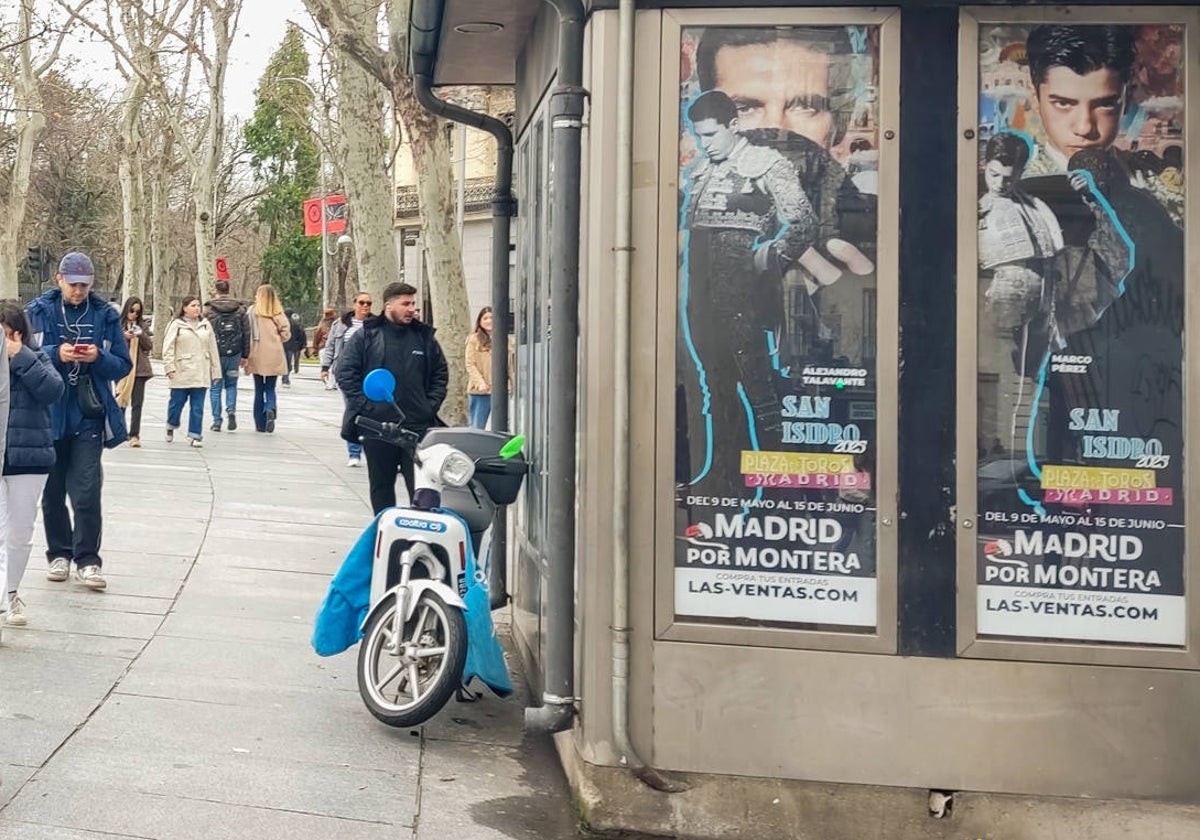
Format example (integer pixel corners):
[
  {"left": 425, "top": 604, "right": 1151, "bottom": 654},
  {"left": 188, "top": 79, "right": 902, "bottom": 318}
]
[
  {"left": 337, "top": 282, "right": 447, "bottom": 512},
  {"left": 320, "top": 291, "right": 373, "bottom": 464},
  {"left": 162, "top": 296, "right": 222, "bottom": 449},
  {"left": 25, "top": 251, "right": 132, "bottom": 592},
  {"left": 114, "top": 297, "right": 153, "bottom": 447},
  {"left": 204, "top": 279, "right": 248, "bottom": 432},
  {"left": 244, "top": 284, "right": 291, "bottom": 433},
  {"left": 466, "top": 306, "right": 495, "bottom": 429},
  {"left": 282, "top": 307, "right": 306, "bottom": 386},
  {"left": 312, "top": 307, "right": 335, "bottom": 360},
  {"left": 0, "top": 302, "right": 57, "bottom": 633}
]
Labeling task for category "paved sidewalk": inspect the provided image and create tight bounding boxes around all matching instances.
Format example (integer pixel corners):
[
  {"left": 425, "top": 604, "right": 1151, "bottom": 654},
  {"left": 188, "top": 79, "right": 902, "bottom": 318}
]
[{"left": 0, "top": 367, "right": 583, "bottom": 840}]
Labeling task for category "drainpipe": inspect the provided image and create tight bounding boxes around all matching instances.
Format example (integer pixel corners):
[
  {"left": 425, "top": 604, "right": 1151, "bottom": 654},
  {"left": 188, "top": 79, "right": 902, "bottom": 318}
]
[
  {"left": 608, "top": 0, "right": 686, "bottom": 794},
  {"left": 524, "top": 0, "right": 585, "bottom": 734},
  {"left": 611, "top": 0, "right": 641, "bottom": 771},
  {"left": 410, "top": 10, "right": 516, "bottom": 609}
]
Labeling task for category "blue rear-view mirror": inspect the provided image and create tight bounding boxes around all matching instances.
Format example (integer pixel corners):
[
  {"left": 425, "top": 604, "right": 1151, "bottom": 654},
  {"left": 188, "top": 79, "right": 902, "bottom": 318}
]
[{"left": 363, "top": 368, "right": 396, "bottom": 403}]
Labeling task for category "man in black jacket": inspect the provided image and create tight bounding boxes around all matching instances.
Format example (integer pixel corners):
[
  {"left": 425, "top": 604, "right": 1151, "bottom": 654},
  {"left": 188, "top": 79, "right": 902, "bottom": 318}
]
[{"left": 336, "top": 282, "right": 448, "bottom": 513}]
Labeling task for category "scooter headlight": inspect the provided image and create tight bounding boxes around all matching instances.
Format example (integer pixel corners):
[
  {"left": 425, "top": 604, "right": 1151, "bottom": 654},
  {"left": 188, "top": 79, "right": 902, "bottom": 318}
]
[{"left": 438, "top": 450, "right": 475, "bottom": 487}]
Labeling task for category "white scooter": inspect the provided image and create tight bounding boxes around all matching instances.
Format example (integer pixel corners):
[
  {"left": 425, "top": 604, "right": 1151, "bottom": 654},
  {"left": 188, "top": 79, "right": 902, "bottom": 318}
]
[{"left": 352, "top": 368, "right": 526, "bottom": 728}]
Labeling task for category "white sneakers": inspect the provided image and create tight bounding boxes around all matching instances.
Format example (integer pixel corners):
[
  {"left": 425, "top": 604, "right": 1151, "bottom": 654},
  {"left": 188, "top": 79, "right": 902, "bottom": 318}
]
[
  {"left": 47, "top": 558, "right": 106, "bottom": 591},
  {"left": 75, "top": 565, "right": 107, "bottom": 591},
  {"left": 190, "top": 438, "right": 203, "bottom": 449},
  {"left": 347, "top": 456, "right": 362, "bottom": 468},
  {"left": 6, "top": 594, "right": 27, "bottom": 626}
]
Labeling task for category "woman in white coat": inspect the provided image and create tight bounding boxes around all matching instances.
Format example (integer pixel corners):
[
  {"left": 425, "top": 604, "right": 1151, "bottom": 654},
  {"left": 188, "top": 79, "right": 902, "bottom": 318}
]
[{"left": 162, "top": 296, "right": 221, "bottom": 448}]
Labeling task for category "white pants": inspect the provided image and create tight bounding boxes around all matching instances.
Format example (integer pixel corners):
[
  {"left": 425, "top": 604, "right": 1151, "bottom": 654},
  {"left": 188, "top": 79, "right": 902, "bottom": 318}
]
[{"left": 0, "top": 473, "right": 49, "bottom": 612}]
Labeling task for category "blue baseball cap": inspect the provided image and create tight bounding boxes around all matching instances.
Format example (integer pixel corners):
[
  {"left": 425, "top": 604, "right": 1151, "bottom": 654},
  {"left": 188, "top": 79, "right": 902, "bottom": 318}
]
[{"left": 58, "top": 252, "right": 95, "bottom": 285}]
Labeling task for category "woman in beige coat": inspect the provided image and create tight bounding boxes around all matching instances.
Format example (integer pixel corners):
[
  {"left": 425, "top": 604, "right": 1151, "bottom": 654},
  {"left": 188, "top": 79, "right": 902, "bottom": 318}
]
[
  {"left": 243, "top": 283, "right": 291, "bottom": 433},
  {"left": 162, "top": 296, "right": 221, "bottom": 448}
]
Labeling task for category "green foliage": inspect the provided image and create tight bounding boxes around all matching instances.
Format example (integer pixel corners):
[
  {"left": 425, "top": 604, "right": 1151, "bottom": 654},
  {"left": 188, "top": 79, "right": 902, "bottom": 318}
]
[{"left": 242, "top": 25, "right": 322, "bottom": 309}]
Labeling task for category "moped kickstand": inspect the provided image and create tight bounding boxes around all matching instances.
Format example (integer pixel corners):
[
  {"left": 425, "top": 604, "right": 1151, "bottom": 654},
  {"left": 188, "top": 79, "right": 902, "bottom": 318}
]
[{"left": 455, "top": 684, "right": 482, "bottom": 703}]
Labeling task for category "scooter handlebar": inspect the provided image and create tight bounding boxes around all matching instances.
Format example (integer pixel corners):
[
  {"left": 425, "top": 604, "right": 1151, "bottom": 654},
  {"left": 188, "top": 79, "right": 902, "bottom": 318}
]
[{"left": 354, "top": 415, "right": 420, "bottom": 448}]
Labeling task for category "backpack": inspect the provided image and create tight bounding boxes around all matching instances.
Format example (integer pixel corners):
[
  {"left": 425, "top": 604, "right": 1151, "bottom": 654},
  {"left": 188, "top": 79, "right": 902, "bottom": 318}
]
[
  {"left": 211, "top": 309, "right": 245, "bottom": 358},
  {"left": 288, "top": 313, "right": 306, "bottom": 350}
]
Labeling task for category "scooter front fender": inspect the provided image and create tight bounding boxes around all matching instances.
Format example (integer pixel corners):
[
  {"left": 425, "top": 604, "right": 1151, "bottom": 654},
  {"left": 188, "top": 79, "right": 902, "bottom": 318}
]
[{"left": 361, "top": 580, "right": 467, "bottom": 633}]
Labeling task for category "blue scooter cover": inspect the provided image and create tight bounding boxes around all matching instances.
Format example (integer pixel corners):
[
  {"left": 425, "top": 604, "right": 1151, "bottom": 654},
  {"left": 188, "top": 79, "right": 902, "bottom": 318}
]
[{"left": 311, "top": 510, "right": 512, "bottom": 698}]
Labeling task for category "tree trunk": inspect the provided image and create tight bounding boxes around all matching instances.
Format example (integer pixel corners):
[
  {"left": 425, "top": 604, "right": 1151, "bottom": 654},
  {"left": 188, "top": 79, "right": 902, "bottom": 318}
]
[
  {"left": 118, "top": 78, "right": 151, "bottom": 301},
  {"left": 302, "top": 0, "right": 472, "bottom": 422},
  {"left": 332, "top": 0, "right": 400, "bottom": 305},
  {"left": 0, "top": 1, "right": 48, "bottom": 298},
  {"left": 149, "top": 161, "right": 168, "bottom": 353},
  {"left": 394, "top": 93, "right": 471, "bottom": 426}
]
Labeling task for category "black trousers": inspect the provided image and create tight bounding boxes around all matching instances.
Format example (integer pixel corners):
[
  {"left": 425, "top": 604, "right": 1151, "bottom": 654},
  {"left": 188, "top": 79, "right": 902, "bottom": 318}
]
[
  {"left": 42, "top": 430, "right": 105, "bottom": 568},
  {"left": 126, "top": 376, "right": 148, "bottom": 438},
  {"left": 363, "top": 438, "right": 416, "bottom": 514}
]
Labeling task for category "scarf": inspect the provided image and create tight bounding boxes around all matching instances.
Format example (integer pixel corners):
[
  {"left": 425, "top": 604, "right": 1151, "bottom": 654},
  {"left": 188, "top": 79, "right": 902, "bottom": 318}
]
[{"left": 115, "top": 335, "right": 137, "bottom": 408}]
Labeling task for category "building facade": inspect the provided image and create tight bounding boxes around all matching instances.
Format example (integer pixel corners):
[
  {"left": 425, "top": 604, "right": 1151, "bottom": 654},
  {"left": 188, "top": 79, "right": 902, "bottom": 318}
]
[{"left": 418, "top": 2, "right": 1200, "bottom": 836}]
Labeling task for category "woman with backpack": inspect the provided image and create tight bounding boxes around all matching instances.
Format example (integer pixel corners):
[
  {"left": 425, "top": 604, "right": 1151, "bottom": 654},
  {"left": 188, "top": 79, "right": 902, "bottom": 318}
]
[
  {"left": 282, "top": 307, "right": 306, "bottom": 386},
  {"left": 162, "top": 296, "right": 222, "bottom": 448},
  {"left": 244, "top": 284, "right": 291, "bottom": 433},
  {"left": 0, "top": 301, "right": 65, "bottom": 633}
]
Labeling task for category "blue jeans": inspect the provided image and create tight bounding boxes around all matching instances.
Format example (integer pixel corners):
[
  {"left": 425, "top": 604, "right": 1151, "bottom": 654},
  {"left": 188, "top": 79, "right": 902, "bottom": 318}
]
[
  {"left": 168, "top": 388, "right": 207, "bottom": 439},
  {"left": 43, "top": 429, "right": 105, "bottom": 568},
  {"left": 253, "top": 375, "right": 278, "bottom": 431},
  {"left": 210, "top": 355, "right": 240, "bottom": 418},
  {"left": 468, "top": 394, "right": 491, "bottom": 429},
  {"left": 347, "top": 440, "right": 363, "bottom": 458}
]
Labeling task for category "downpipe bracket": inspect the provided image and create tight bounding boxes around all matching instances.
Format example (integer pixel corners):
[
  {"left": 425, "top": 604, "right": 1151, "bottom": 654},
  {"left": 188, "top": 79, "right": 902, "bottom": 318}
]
[{"left": 524, "top": 693, "right": 578, "bottom": 733}]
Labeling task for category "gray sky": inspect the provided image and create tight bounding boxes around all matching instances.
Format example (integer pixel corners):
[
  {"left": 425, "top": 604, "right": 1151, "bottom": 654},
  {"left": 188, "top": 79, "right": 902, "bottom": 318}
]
[
  {"left": 225, "top": 1, "right": 312, "bottom": 118},
  {"left": 66, "top": 0, "right": 313, "bottom": 120}
]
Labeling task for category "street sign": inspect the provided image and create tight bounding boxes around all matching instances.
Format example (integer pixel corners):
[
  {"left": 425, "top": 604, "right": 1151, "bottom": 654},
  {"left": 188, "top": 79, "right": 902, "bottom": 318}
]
[{"left": 303, "top": 195, "right": 347, "bottom": 236}]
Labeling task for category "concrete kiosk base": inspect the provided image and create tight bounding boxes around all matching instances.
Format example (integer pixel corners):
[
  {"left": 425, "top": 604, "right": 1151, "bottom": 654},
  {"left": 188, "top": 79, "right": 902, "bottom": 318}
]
[{"left": 555, "top": 732, "right": 1200, "bottom": 840}]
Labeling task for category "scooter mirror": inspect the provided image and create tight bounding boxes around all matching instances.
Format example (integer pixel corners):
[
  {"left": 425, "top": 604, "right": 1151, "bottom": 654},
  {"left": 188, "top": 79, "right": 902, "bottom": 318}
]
[
  {"left": 363, "top": 368, "right": 396, "bottom": 403},
  {"left": 499, "top": 434, "right": 526, "bottom": 460}
]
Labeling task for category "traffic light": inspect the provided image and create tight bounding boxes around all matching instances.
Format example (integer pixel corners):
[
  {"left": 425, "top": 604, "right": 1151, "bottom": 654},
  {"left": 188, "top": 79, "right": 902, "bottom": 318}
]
[{"left": 26, "top": 246, "right": 42, "bottom": 277}]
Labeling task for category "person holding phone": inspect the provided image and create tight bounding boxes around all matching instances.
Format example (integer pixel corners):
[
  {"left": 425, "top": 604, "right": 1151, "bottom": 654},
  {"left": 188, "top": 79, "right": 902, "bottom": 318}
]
[
  {"left": 115, "top": 297, "right": 154, "bottom": 447},
  {"left": 24, "top": 252, "right": 131, "bottom": 592}
]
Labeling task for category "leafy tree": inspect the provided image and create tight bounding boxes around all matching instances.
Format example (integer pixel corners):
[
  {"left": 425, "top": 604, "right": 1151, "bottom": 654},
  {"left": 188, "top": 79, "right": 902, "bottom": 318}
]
[{"left": 242, "top": 24, "right": 320, "bottom": 311}]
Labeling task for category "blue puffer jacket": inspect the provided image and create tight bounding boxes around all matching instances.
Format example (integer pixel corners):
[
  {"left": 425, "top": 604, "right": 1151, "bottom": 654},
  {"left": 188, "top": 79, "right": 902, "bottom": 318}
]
[
  {"left": 25, "top": 288, "right": 131, "bottom": 447},
  {"left": 3, "top": 344, "right": 64, "bottom": 474}
]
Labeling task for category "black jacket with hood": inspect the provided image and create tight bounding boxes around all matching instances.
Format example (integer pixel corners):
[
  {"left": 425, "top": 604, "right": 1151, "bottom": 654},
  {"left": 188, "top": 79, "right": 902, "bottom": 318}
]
[
  {"left": 335, "top": 315, "right": 448, "bottom": 443},
  {"left": 203, "top": 295, "right": 250, "bottom": 359}
]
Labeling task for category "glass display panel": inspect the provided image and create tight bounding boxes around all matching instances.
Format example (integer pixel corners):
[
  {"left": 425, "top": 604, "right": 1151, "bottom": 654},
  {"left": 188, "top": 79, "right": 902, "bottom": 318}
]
[
  {"left": 973, "top": 22, "right": 1186, "bottom": 646},
  {"left": 673, "top": 25, "right": 882, "bottom": 631}
]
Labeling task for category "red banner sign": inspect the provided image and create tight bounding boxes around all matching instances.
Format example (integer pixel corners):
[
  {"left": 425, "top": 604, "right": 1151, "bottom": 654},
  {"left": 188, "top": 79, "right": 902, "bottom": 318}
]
[
  {"left": 214, "top": 256, "right": 230, "bottom": 280},
  {"left": 303, "top": 194, "right": 347, "bottom": 236}
]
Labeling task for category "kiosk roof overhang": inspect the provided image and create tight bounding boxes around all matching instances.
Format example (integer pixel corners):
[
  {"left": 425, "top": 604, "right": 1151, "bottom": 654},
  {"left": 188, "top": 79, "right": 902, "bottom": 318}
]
[{"left": 409, "top": 0, "right": 539, "bottom": 85}]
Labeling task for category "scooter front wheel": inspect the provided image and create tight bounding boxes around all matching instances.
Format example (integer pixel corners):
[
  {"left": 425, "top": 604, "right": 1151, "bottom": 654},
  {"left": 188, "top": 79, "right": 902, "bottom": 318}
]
[{"left": 357, "top": 590, "right": 468, "bottom": 728}]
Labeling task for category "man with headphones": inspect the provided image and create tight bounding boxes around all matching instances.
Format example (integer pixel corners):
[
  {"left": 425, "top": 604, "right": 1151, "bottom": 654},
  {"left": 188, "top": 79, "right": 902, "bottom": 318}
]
[{"left": 25, "top": 252, "right": 131, "bottom": 592}]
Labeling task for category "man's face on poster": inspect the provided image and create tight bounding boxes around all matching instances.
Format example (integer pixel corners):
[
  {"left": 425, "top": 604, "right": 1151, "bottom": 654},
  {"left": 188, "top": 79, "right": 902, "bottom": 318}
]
[
  {"left": 1033, "top": 66, "right": 1124, "bottom": 161},
  {"left": 711, "top": 39, "right": 835, "bottom": 148},
  {"left": 693, "top": 117, "right": 740, "bottom": 162},
  {"left": 984, "top": 159, "right": 1017, "bottom": 196}
]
